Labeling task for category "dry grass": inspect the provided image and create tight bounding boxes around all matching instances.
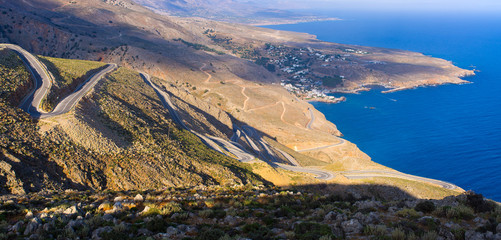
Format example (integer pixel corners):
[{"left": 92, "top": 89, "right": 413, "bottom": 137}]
[
  {"left": 0, "top": 48, "right": 33, "bottom": 105},
  {"left": 356, "top": 177, "right": 462, "bottom": 200},
  {"left": 37, "top": 55, "right": 107, "bottom": 111}
]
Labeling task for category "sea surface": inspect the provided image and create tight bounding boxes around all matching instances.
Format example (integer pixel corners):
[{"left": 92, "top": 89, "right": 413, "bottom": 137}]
[{"left": 264, "top": 11, "right": 501, "bottom": 201}]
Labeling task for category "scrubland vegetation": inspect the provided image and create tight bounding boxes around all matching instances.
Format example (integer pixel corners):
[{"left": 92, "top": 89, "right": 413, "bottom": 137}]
[
  {"left": 0, "top": 186, "right": 499, "bottom": 239},
  {"left": 0, "top": 55, "right": 266, "bottom": 195},
  {"left": 37, "top": 56, "right": 107, "bottom": 111}
]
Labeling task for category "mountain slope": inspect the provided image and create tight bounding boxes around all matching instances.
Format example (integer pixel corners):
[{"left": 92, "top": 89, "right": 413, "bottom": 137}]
[
  {"left": 133, "top": 0, "right": 333, "bottom": 24},
  {"left": 0, "top": 50, "right": 267, "bottom": 194},
  {"left": 0, "top": 0, "right": 472, "bottom": 197}
]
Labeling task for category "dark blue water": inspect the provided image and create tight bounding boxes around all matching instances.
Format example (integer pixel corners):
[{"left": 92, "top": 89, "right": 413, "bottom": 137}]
[{"left": 265, "top": 12, "right": 501, "bottom": 201}]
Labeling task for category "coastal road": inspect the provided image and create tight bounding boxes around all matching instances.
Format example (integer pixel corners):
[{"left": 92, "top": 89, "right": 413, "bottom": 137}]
[
  {"left": 296, "top": 137, "right": 346, "bottom": 153},
  {"left": 2, "top": 44, "right": 117, "bottom": 118},
  {"left": 276, "top": 163, "right": 335, "bottom": 180},
  {"left": 341, "top": 170, "right": 459, "bottom": 190}
]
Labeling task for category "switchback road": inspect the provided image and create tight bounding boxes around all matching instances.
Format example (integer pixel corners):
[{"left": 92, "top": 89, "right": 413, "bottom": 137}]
[{"left": 2, "top": 44, "right": 116, "bottom": 118}]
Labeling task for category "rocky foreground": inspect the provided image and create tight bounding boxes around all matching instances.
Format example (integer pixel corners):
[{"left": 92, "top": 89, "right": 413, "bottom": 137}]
[{"left": 1, "top": 186, "right": 500, "bottom": 240}]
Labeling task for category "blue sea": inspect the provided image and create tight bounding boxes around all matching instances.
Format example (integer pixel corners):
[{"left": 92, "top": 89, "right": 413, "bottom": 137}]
[{"left": 265, "top": 11, "right": 501, "bottom": 201}]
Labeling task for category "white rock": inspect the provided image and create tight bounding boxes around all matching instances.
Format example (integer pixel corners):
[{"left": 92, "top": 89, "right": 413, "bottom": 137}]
[
  {"left": 141, "top": 206, "right": 151, "bottom": 215},
  {"left": 25, "top": 211, "right": 34, "bottom": 219},
  {"left": 63, "top": 206, "right": 79, "bottom": 215},
  {"left": 134, "top": 194, "right": 144, "bottom": 202},
  {"left": 114, "top": 196, "right": 124, "bottom": 202}
]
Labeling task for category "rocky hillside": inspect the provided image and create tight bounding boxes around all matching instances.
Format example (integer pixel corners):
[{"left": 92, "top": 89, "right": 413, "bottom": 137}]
[
  {"left": 0, "top": 0, "right": 476, "bottom": 198},
  {"left": 0, "top": 49, "right": 267, "bottom": 195},
  {"left": 0, "top": 186, "right": 499, "bottom": 239}
]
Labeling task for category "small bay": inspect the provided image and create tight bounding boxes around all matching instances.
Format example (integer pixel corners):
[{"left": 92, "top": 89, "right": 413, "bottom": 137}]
[{"left": 264, "top": 11, "right": 501, "bottom": 201}]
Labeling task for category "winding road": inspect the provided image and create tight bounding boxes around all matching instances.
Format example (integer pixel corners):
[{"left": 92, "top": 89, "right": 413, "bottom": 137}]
[
  {"left": 140, "top": 73, "right": 255, "bottom": 162},
  {"left": 1, "top": 44, "right": 116, "bottom": 118},
  {"left": 306, "top": 108, "right": 314, "bottom": 129},
  {"left": 1, "top": 45, "right": 457, "bottom": 187},
  {"left": 340, "top": 170, "right": 459, "bottom": 190},
  {"left": 240, "top": 125, "right": 335, "bottom": 180},
  {"left": 296, "top": 138, "right": 347, "bottom": 153}
]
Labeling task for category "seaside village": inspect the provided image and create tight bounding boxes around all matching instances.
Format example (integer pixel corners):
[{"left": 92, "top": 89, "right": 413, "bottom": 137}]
[{"left": 262, "top": 44, "right": 370, "bottom": 103}]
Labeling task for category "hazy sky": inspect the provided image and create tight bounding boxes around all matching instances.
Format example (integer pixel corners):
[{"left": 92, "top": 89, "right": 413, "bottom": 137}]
[{"left": 270, "top": 0, "right": 501, "bottom": 12}]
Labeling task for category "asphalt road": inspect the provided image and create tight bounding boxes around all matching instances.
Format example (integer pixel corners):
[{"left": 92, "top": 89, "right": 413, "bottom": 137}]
[
  {"left": 306, "top": 108, "right": 314, "bottom": 129},
  {"left": 296, "top": 138, "right": 346, "bottom": 153},
  {"left": 341, "top": 170, "right": 459, "bottom": 190},
  {"left": 276, "top": 163, "right": 335, "bottom": 180},
  {"left": 241, "top": 125, "right": 335, "bottom": 180},
  {"left": 41, "top": 63, "right": 116, "bottom": 118},
  {"left": 2, "top": 44, "right": 116, "bottom": 118},
  {"left": 2, "top": 44, "right": 52, "bottom": 115}
]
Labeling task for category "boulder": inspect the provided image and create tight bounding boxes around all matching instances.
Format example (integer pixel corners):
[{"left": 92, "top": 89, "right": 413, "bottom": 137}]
[
  {"left": 25, "top": 211, "right": 34, "bottom": 219},
  {"left": 103, "top": 214, "right": 114, "bottom": 222},
  {"left": 341, "top": 219, "right": 363, "bottom": 235},
  {"left": 134, "top": 194, "right": 144, "bottom": 202},
  {"left": 9, "top": 221, "right": 24, "bottom": 233},
  {"left": 465, "top": 230, "right": 486, "bottom": 240},
  {"left": 354, "top": 200, "right": 382, "bottom": 210},
  {"left": 63, "top": 206, "right": 79, "bottom": 216},
  {"left": 324, "top": 211, "right": 337, "bottom": 221},
  {"left": 92, "top": 226, "right": 113, "bottom": 240},
  {"left": 166, "top": 226, "right": 180, "bottom": 236},
  {"left": 224, "top": 215, "right": 238, "bottom": 226},
  {"left": 24, "top": 218, "right": 42, "bottom": 235}
]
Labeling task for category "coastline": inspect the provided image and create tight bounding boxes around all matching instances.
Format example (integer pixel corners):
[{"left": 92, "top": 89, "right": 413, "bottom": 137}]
[
  {"left": 326, "top": 75, "right": 475, "bottom": 95},
  {"left": 252, "top": 17, "right": 340, "bottom": 26},
  {"left": 306, "top": 96, "right": 346, "bottom": 104}
]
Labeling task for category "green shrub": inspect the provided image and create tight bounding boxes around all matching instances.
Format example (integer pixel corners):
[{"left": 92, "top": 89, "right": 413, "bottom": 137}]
[
  {"left": 451, "top": 228, "right": 466, "bottom": 240},
  {"left": 396, "top": 208, "right": 420, "bottom": 219},
  {"left": 391, "top": 227, "right": 406, "bottom": 240},
  {"left": 415, "top": 201, "right": 436, "bottom": 213},
  {"left": 197, "top": 227, "right": 225, "bottom": 240},
  {"left": 445, "top": 205, "right": 474, "bottom": 220},
  {"left": 294, "top": 222, "right": 333, "bottom": 240},
  {"left": 466, "top": 192, "right": 495, "bottom": 213},
  {"left": 144, "top": 218, "right": 168, "bottom": 232},
  {"left": 421, "top": 231, "right": 439, "bottom": 240},
  {"left": 363, "top": 224, "right": 387, "bottom": 237}
]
